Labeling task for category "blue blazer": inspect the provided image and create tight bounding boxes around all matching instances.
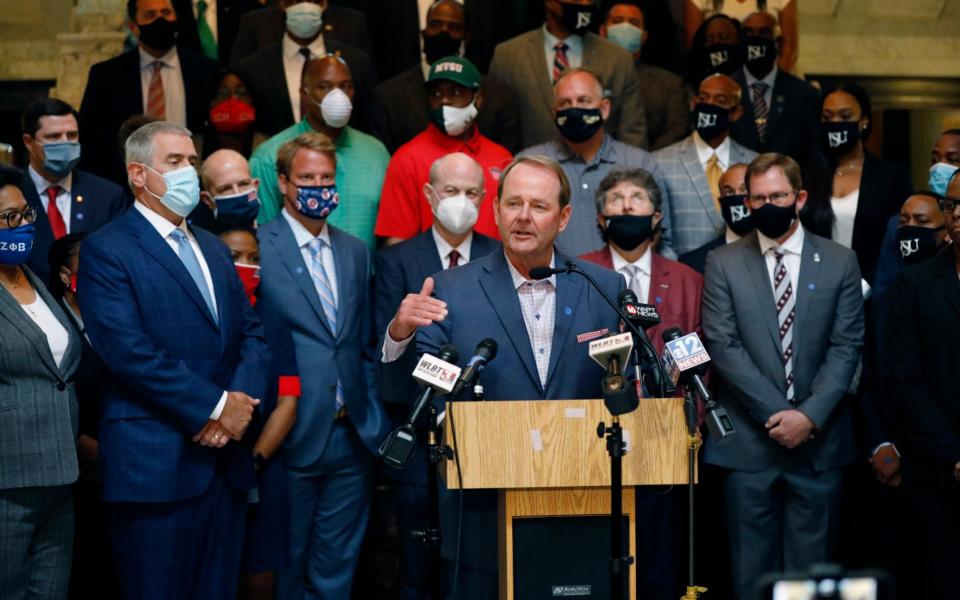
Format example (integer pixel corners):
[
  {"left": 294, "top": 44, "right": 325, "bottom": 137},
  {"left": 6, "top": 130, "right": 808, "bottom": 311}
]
[
  {"left": 77, "top": 208, "right": 269, "bottom": 503},
  {"left": 256, "top": 216, "right": 388, "bottom": 468},
  {"left": 23, "top": 168, "right": 127, "bottom": 286},
  {"left": 374, "top": 229, "right": 500, "bottom": 484},
  {"left": 380, "top": 249, "right": 625, "bottom": 570}
]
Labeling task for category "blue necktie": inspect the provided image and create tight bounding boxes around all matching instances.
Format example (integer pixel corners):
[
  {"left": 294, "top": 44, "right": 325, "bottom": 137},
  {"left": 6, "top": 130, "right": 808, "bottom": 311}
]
[
  {"left": 307, "top": 239, "right": 344, "bottom": 409},
  {"left": 170, "top": 229, "right": 218, "bottom": 323}
]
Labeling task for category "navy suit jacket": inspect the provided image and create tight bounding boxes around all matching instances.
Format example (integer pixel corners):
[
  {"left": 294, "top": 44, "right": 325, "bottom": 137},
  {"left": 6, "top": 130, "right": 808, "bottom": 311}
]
[
  {"left": 380, "top": 249, "right": 625, "bottom": 570},
  {"left": 23, "top": 168, "right": 127, "bottom": 286},
  {"left": 256, "top": 216, "right": 388, "bottom": 468},
  {"left": 373, "top": 229, "right": 499, "bottom": 484},
  {"left": 77, "top": 208, "right": 269, "bottom": 503}
]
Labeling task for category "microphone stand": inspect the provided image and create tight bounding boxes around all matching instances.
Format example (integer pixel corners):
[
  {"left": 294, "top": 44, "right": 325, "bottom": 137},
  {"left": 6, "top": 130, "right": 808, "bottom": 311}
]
[
  {"left": 682, "top": 388, "right": 707, "bottom": 600},
  {"left": 412, "top": 403, "right": 448, "bottom": 600}
]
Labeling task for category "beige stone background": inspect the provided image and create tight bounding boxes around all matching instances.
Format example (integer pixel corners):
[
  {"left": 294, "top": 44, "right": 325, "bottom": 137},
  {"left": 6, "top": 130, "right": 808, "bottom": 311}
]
[{"left": 1, "top": 0, "right": 959, "bottom": 180}]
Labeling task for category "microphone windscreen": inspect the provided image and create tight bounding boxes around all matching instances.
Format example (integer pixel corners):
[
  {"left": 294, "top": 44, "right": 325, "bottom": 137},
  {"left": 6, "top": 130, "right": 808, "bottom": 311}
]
[
  {"left": 661, "top": 327, "right": 683, "bottom": 343},
  {"left": 529, "top": 266, "right": 555, "bottom": 280}
]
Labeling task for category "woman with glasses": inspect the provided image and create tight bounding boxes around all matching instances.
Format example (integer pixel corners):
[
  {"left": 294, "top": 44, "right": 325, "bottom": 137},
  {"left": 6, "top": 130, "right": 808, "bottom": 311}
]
[{"left": 0, "top": 164, "right": 82, "bottom": 599}]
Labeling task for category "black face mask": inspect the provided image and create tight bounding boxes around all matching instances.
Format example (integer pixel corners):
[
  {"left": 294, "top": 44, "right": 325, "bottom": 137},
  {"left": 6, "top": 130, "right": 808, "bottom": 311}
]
[
  {"left": 138, "top": 16, "right": 177, "bottom": 51},
  {"left": 702, "top": 43, "right": 741, "bottom": 75},
  {"left": 559, "top": 1, "right": 596, "bottom": 35},
  {"left": 820, "top": 121, "right": 861, "bottom": 157},
  {"left": 742, "top": 36, "right": 777, "bottom": 79},
  {"left": 720, "top": 194, "right": 754, "bottom": 236},
  {"left": 691, "top": 102, "right": 731, "bottom": 140},
  {"left": 896, "top": 225, "right": 945, "bottom": 265},
  {"left": 422, "top": 31, "right": 463, "bottom": 65},
  {"left": 752, "top": 200, "right": 796, "bottom": 239},
  {"left": 555, "top": 107, "right": 603, "bottom": 143},
  {"left": 604, "top": 214, "right": 656, "bottom": 251}
]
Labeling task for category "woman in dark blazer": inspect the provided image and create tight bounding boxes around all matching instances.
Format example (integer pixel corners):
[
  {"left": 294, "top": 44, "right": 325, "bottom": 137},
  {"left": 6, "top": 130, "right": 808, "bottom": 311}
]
[
  {"left": 0, "top": 165, "right": 81, "bottom": 599},
  {"left": 802, "top": 82, "right": 913, "bottom": 286}
]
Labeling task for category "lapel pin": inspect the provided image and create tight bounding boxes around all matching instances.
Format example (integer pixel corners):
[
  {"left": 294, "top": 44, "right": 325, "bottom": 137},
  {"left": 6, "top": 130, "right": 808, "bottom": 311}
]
[
  {"left": 76, "top": 195, "right": 83, "bottom": 204},
  {"left": 76, "top": 212, "right": 84, "bottom": 221},
  {"left": 655, "top": 296, "right": 662, "bottom": 303},
  {"left": 659, "top": 283, "right": 669, "bottom": 288},
  {"left": 296, "top": 266, "right": 304, "bottom": 274},
  {"left": 808, "top": 283, "right": 816, "bottom": 291},
  {"left": 814, "top": 252, "right": 821, "bottom": 263},
  {"left": 564, "top": 306, "right": 572, "bottom": 316}
]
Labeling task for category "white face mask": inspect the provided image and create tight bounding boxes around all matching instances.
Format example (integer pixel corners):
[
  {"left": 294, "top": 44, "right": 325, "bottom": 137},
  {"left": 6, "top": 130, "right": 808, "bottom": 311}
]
[
  {"left": 318, "top": 87, "right": 353, "bottom": 128},
  {"left": 433, "top": 192, "right": 478, "bottom": 235},
  {"left": 441, "top": 101, "right": 478, "bottom": 137},
  {"left": 285, "top": 2, "right": 324, "bottom": 39}
]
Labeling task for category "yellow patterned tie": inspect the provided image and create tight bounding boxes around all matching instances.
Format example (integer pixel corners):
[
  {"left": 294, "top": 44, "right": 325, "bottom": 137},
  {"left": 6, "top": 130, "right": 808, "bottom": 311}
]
[{"left": 706, "top": 153, "right": 723, "bottom": 213}]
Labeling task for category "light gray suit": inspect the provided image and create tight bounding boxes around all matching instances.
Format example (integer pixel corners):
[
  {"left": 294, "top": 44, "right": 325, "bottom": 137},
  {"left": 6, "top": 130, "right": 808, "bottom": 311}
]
[
  {"left": 653, "top": 135, "right": 757, "bottom": 255},
  {"left": 489, "top": 28, "right": 648, "bottom": 149},
  {"left": 0, "top": 266, "right": 81, "bottom": 600},
  {"left": 701, "top": 229, "right": 863, "bottom": 599}
]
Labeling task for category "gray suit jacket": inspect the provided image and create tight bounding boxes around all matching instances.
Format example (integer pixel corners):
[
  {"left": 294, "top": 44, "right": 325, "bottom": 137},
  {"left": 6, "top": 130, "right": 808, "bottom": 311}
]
[
  {"left": 654, "top": 135, "right": 757, "bottom": 255},
  {"left": 488, "top": 29, "right": 647, "bottom": 149},
  {"left": 0, "top": 267, "right": 80, "bottom": 490},
  {"left": 636, "top": 63, "right": 689, "bottom": 151},
  {"left": 701, "top": 230, "right": 863, "bottom": 473}
]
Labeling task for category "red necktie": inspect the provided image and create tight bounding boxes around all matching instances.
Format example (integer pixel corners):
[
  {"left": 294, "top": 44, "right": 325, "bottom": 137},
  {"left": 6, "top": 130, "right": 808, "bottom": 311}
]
[
  {"left": 46, "top": 186, "right": 67, "bottom": 240},
  {"left": 448, "top": 250, "right": 461, "bottom": 268},
  {"left": 553, "top": 42, "right": 570, "bottom": 83}
]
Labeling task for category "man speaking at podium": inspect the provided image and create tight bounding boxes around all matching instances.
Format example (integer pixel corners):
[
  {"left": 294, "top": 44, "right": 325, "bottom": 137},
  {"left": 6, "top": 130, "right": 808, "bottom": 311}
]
[{"left": 380, "top": 155, "right": 625, "bottom": 598}]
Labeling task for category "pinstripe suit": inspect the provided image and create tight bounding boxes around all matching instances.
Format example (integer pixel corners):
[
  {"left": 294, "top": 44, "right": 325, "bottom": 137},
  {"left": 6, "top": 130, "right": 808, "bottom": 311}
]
[
  {"left": 653, "top": 135, "right": 757, "bottom": 255},
  {"left": 0, "top": 266, "right": 81, "bottom": 600}
]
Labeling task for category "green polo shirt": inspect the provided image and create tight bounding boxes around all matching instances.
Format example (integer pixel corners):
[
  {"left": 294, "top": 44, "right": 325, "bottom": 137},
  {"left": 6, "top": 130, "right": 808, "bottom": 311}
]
[{"left": 251, "top": 121, "right": 390, "bottom": 251}]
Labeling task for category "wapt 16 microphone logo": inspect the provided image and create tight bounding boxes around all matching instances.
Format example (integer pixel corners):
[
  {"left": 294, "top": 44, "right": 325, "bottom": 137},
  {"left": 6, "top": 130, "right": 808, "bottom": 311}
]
[{"left": 665, "top": 333, "right": 710, "bottom": 371}]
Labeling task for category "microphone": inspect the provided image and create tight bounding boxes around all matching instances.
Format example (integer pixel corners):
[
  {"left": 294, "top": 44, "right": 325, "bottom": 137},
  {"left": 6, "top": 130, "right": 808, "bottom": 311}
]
[
  {"left": 450, "top": 338, "right": 498, "bottom": 398},
  {"left": 659, "top": 328, "right": 735, "bottom": 441},
  {"left": 529, "top": 264, "right": 571, "bottom": 280},
  {"left": 588, "top": 333, "right": 639, "bottom": 415},
  {"left": 379, "top": 345, "right": 462, "bottom": 468},
  {"left": 617, "top": 289, "right": 665, "bottom": 395}
]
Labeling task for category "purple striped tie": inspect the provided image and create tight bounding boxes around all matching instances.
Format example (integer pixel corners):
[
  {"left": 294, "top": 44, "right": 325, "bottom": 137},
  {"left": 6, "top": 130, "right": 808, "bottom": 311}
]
[{"left": 772, "top": 249, "right": 795, "bottom": 402}]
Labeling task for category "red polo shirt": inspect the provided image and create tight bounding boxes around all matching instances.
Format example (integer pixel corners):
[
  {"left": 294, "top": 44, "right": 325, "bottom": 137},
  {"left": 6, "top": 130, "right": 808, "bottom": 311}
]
[{"left": 374, "top": 123, "right": 511, "bottom": 240}]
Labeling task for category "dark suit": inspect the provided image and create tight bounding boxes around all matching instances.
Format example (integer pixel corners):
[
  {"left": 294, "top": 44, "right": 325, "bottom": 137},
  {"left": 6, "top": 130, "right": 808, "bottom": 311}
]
[
  {"left": 234, "top": 38, "right": 377, "bottom": 136},
  {"left": 730, "top": 68, "right": 820, "bottom": 171},
  {"left": 701, "top": 229, "right": 863, "bottom": 599},
  {"left": 173, "top": 0, "right": 260, "bottom": 64},
  {"left": 78, "top": 47, "right": 218, "bottom": 183},
  {"left": 882, "top": 249, "right": 960, "bottom": 598},
  {"left": 373, "top": 229, "right": 499, "bottom": 600},
  {"left": 22, "top": 167, "right": 127, "bottom": 287},
  {"left": 0, "top": 267, "right": 81, "bottom": 600},
  {"left": 381, "top": 250, "right": 624, "bottom": 597},
  {"left": 229, "top": 4, "right": 371, "bottom": 65},
  {"left": 77, "top": 207, "right": 269, "bottom": 599},
  {"left": 256, "top": 215, "right": 388, "bottom": 598},
  {"left": 636, "top": 62, "right": 689, "bottom": 150},
  {"left": 679, "top": 235, "right": 725, "bottom": 275},
  {"left": 370, "top": 65, "right": 522, "bottom": 154}
]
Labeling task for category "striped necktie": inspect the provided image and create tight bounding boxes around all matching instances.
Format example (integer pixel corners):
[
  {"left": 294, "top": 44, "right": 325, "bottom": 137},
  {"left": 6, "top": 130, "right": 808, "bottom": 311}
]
[
  {"left": 307, "top": 238, "right": 344, "bottom": 408},
  {"left": 553, "top": 42, "right": 570, "bottom": 83},
  {"left": 771, "top": 248, "right": 795, "bottom": 403},
  {"left": 752, "top": 81, "right": 769, "bottom": 142},
  {"left": 147, "top": 61, "right": 166, "bottom": 119}
]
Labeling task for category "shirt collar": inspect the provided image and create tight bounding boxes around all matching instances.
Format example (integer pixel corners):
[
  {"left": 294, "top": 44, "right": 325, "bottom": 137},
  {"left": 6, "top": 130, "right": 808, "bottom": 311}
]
[
  {"left": 543, "top": 23, "right": 583, "bottom": 54},
  {"left": 431, "top": 226, "right": 473, "bottom": 264},
  {"left": 505, "top": 249, "right": 556, "bottom": 289},
  {"left": 558, "top": 133, "right": 615, "bottom": 166},
  {"left": 610, "top": 244, "right": 652, "bottom": 276},
  {"left": 692, "top": 130, "right": 731, "bottom": 168},
  {"left": 282, "top": 206, "right": 330, "bottom": 248},
  {"left": 744, "top": 64, "right": 778, "bottom": 92},
  {"left": 725, "top": 228, "right": 741, "bottom": 244},
  {"left": 758, "top": 222, "right": 804, "bottom": 256},
  {"left": 425, "top": 122, "right": 482, "bottom": 153},
  {"left": 282, "top": 32, "right": 326, "bottom": 60},
  {"left": 134, "top": 200, "right": 189, "bottom": 240},
  {"left": 139, "top": 45, "right": 179, "bottom": 69},
  {"left": 28, "top": 164, "right": 72, "bottom": 193}
]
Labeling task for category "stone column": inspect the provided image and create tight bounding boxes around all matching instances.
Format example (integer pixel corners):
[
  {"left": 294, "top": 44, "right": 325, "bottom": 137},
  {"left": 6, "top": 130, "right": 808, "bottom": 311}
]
[{"left": 52, "top": 0, "right": 128, "bottom": 107}]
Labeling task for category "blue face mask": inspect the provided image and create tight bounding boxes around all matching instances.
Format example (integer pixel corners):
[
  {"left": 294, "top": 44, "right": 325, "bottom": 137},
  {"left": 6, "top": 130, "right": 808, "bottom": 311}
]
[
  {"left": 42, "top": 142, "right": 81, "bottom": 178},
  {"left": 0, "top": 223, "right": 35, "bottom": 266},
  {"left": 215, "top": 188, "right": 260, "bottom": 224},
  {"left": 928, "top": 162, "right": 959, "bottom": 196},
  {"left": 605, "top": 22, "right": 643, "bottom": 56},
  {"left": 293, "top": 184, "right": 339, "bottom": 220},
  {"left": 143, "top": 164, "right": 201, "bottom": 217}
]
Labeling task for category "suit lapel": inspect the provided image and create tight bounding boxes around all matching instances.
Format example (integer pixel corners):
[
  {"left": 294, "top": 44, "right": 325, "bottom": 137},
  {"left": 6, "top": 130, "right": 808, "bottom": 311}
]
[
  {"left": 0, "top": 283, "right": 61, "bottom": 378},
  {"left": 648, "top": 253, "right": 668, "bottom": 305},
  {"left": 23, "top": 174, "right": 56, "bottom": 250},
  {"left": 268, "top": 219, "right": 335, "bottom": 338},
  {"left": 765, "top": 71, "right": 788, "bottom": 137},
  {"left": 329, "top": 227, "right": 352, "bottom": 341},
  {"left": 70, "top": 171, "right": 90, "bottom": 232},
  {"left": 741, "top": 234, "right": 782, "bottom": 351},
  {"left": 793, "top": 234, "right": 823, "bottom": 360},
  {"left": 545, "top": 262, "right": 585, "bottom": 389},
  {"left": 270, "top": 43, "right": 296, "bottom": 125},
  {"left": 734, "top": 70, "right": 760, "bottom": 145},
  {"left": 680, "top": 138, "right": 723, "bottom": 228},
  {"left": 26, "top": 268, "right": 81, "bottom": 378},
  {"left": 415, "top": 231, "right": 444, "bottom": 279},
  {"left": 478, "top": 254, "right": 542, "bottom": 392},
  {"left": 193, "top": 230, "right": 230, "bottom": 340},
  {"left": 526, "top": 30, "right": 555, "bottom": 118}
]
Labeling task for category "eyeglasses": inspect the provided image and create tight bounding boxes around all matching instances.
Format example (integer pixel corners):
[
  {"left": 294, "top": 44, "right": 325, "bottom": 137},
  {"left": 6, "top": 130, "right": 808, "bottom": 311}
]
[
  {"left": 0, "top": 206, "right": 37, "bottom": 229},
  {"left": 941, "top": 196, "right": 960, "bottom": 212},
  {"left": 746, "top": 191, "right": 796, "bottom": 208}
]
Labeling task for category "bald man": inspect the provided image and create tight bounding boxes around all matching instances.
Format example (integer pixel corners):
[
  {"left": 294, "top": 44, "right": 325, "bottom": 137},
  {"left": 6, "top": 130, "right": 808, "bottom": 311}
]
[
  {"left": 654, "top": 73, "right": 758, "bottom": 256},
  {"left": 194, "top": 149, "right": 261, "bottom": 229}
]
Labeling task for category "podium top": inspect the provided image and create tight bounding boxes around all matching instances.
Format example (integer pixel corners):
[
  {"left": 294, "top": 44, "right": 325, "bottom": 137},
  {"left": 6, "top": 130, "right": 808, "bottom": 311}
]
[{"left": 443, "top": 398, "right": 692, "bottom": 489}]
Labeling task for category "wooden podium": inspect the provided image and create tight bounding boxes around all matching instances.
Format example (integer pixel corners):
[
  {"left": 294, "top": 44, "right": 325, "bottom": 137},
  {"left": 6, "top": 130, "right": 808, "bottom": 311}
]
[{"left": 443, "top": 398, "right": 692, "bottom": 600}]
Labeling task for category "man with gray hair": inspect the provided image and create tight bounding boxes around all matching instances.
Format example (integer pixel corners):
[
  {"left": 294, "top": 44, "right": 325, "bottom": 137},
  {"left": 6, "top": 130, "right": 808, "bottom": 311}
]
[
  {"left": 77, "top": 120, "right": 268, "bottom": 599},
  {"left": 374, "top": 151, "right": 500, "bottom": 600}
]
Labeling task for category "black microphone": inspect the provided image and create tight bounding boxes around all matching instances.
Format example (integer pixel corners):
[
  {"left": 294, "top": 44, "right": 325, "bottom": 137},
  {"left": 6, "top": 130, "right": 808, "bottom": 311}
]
[
  {"left": 529, "top": 265, "right": 570, "bottom": 280},
  {"left": 379, "top": 345, "right": 461, "bottom": 468},
  {"left": 450, "top": 338, "right": 498, "bottom": 398},
  {"left": 617, "top": 289, "right": 661, "bottom": 331},
  {"left": 617, "top": 288, "right": 665, "bottom": 397},
  {"left": 660, "top": 328, "right": 735, "bottom": 441}
]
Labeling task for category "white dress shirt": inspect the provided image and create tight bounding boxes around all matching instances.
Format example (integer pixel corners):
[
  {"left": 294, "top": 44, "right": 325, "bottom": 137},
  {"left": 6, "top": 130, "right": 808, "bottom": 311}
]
[
  {"left": 758, "top": 223, "right": 804, "bottom": 297},
  {"left": 830, "top": 189, "right": 859, "bottom": 250},
  {"left": 28, "top": 165, "right": 72, "bottom": 232},
  {"left": 543, "top": 25, "right": 584, "bottom": 78},
  {"left": 192, "top": 0, "right": 217, "bottom": 43},
  {"left": 282, "top": 33, "right": 327, "bottom": 123},
  {"left": 282, "top": 208, "right": 339, "bottom": 305},
  {"left": 610, "top": 245, "right": 652, "bottom": 303},
  {"left": 692, "top": 131, "right": 731, "bottom": 172},
  {"left": 139, "top": 46, "right": 187, "bottom": 126},
  {"left": 431, "top": 226, "right": 473, "bottom": 268},
  {"left": 744, "top": 64, "right": 777, "bottom": 111},
  {"left": 134, "top": 201, "right": 226, "bottom": 418},
  {"left": 20, "top": 294, "right": 70, "bottom": 368}
]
